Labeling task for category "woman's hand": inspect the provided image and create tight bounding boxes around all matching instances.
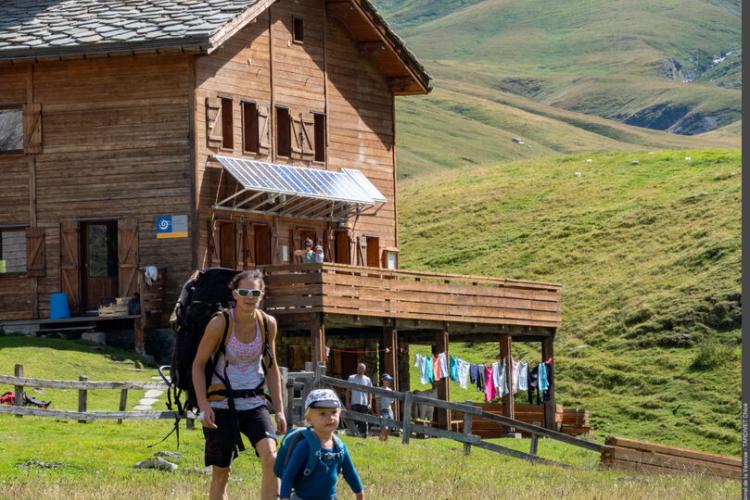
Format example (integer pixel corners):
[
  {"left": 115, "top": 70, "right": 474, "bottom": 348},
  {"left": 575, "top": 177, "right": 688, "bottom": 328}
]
[
  {"left": 275, "top": 412, "right": 288, "bottom": 435},
  {"left": 200, "top": 406, "right": 218, "bottom": 429}
]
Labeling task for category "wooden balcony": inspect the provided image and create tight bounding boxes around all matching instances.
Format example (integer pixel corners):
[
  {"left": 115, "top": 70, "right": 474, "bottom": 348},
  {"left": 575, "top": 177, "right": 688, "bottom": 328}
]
[{"left": 261, "top": 263, "right": 561, "bottom": 338}]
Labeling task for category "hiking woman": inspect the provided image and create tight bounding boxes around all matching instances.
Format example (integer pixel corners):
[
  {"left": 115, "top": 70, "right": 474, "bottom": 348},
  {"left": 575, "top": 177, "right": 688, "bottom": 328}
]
[{"left": 192, "top": 270, "right": 287, "bottom": 500}]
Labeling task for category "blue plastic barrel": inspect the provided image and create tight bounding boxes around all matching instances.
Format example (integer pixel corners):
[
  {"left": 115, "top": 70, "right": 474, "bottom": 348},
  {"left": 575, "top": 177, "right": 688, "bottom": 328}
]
[{"left": 50, "top": 293, "right": 71, "bottom": 320}]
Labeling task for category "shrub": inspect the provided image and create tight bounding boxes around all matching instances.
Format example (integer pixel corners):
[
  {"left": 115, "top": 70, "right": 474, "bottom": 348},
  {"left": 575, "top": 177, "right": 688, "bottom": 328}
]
[{"left": 689, "top": 339, "right": 737, "bottom": 370}]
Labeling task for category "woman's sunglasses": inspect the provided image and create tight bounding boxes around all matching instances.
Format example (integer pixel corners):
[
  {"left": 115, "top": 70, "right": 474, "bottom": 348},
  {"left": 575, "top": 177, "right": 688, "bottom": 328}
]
[{"left": 236, "top": 288, "right": 262, "bottom": 298}]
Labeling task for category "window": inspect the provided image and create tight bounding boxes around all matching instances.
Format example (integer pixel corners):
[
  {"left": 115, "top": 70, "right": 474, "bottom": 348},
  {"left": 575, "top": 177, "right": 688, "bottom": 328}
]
[
  {"left": 0, "top": 106, "right": 23, "bottom": 152},
  {"left": 292, "top": 17, "right": 304, "bottom": 43},
  {"left": 313, "top": 113, "right": 326, "bottom": 162},
  {"left": 276, "top": 106, "right": 291, "bottom": 157},
  {"left": 0, "top": 228, "right": 26, "bottom": 274},
  {"left": 221, "top": 97, "right": 233, "bottom": 149},
  {"left": 242, "top": 101, "right": 259, "bottom": 154}
]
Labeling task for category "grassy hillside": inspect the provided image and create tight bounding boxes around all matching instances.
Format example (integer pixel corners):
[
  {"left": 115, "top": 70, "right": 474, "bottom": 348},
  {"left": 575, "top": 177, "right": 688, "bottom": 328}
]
[
  {"left": 378, "top": 0, "right": 741, "bottom": 135},
  {"left": 0, "top": 335, "right": 739, "bottom": 498},
  {"left": 399, "top": 149, "right": 741, "bottom": 455}
]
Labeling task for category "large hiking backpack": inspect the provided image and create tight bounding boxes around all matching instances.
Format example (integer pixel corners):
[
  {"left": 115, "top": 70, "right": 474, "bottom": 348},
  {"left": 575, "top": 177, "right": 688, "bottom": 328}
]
[
  {"left": 274, "top": 427, "right": 346, "bottom": 480},
  {"left": 169, "top": 267, "right": 238, "bottom": 408}
]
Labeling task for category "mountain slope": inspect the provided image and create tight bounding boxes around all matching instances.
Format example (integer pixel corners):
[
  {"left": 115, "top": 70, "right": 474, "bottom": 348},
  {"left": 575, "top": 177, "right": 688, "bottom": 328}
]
[
  {"left": 398, "top": 149, "right": 741, "bottom": 455},
  {"left": 377, "top": 0, "right": 740, "bottom": 173}
]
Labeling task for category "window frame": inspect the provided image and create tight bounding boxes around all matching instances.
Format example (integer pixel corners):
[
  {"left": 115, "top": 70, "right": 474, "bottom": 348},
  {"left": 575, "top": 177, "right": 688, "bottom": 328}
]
[
  {"left": 276, "top": 105, "right": 291, "bottom": 158},
  {"left": 292, "top": 16, "right": 304, "bottom": 44},
  {"left": 241, "top": 100, "right": 260, "bottom": 155},
  {"left": 0, "top": 225, "right": 29, "bottom": 277},
  {"left": 312, "top": 112, "right": 326, "bottom": 163},
  {"left": 219, "top": 96, "right": 234, "bottom": 151},
  {"left": 0, "top": 103, "right": 24, "bottom": 155}
]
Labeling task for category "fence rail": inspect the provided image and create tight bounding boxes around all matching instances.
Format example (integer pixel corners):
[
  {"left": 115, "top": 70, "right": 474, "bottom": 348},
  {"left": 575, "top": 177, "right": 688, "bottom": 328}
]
[{"left": 293, "top": 363, "right": 602, "bottom": 467}]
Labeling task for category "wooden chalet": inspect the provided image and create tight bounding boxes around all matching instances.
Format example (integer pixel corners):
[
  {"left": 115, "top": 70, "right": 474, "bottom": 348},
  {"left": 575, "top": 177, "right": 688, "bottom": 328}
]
[{"left": 0, "top": 0, "right": 562, "bottom": 429}]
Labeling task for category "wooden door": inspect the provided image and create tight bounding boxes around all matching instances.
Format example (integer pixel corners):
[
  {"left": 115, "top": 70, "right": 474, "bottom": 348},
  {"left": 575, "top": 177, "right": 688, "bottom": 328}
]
[
  {"left": 118, "top": 217, "right": 138, "bottom": 297},
  {"left": 366, "top": 236, "right": 380, "bottom": 268},
  {"left": 81, "top": 221, "right": 118, "bottom": 311},
  {"left": 335, "top": 231, "right": 350, "bottom": 264},
  {"left": 219, "top": 222, "right": 237, "bottom": 269},
  {"left": 60, "top": 221, "right": 80, "bottom": 313},
  {"left": 253, "top": 224, "right": 271, "bottom": 265}
]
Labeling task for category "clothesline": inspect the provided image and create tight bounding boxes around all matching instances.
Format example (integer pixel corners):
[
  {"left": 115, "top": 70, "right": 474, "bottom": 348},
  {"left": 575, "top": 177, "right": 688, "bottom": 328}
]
[
  {"left": 325, "top": 346, "right": 407, "bottom": 354},
  {"left": 414, "top": 352, "right": 554, "bottom": 404}
]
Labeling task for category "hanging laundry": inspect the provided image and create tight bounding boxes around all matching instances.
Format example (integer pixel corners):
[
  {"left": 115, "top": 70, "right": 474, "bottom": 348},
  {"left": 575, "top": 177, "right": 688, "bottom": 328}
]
[
  {"left": 414, "top": 353, "right": 420, "bottom": 368},
  {"left": 477, "top": 366, "right": 485, "bottom": 392},
  {"left": 539, "top": 362, "right": 549, "bottom": 393},
  {"left": 496, "top": 360, "right": 508, "bottom": 398},
  {"left": 438, "top": 352, "right": 449, "bottom": 379},
  {"left": 433, "top": 355, "right": 441, "bottom": 382},
  {"left": 449, "top": 354, "right": 459, "bottom": 382},
  {"left": 511, "top": 360, "right": 520, "bottom": 395},
  {"left": 469, "top": 364, "right": 478, "bottom": 385},
  {"left": 484, "top": 365, "right": 496, "bottom": 401},
  {"left": 427, "top": 356, "right": 434, "bottom": 384},
  {"left": 418, "top": 355, "right": 429, "bottom": 385},
  {"left": 458, "top": 359, "right": 470, "bottom": 389},
  {"left": 527, "top": 364, "right": 540, "bottom": 405},
  {"left": 543, "top": 359, "right": 553, "bottom": 401},
  {"left": 517, "top": 361, "right": 529, "bottom": 391}
]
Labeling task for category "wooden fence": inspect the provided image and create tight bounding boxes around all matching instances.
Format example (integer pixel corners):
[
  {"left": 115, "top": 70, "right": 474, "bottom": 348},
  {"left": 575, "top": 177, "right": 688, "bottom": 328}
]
[
  {"left": 288, "top": 363, "right": 603, "bottom": 467},
  {"left": 0, "top": 364, "right": 175, "bottom": 422}
]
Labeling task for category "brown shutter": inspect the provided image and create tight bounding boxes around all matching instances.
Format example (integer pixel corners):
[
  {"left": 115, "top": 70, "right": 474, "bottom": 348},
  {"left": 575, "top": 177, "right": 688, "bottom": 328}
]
[
  {"left": 290, "top": 112, "right": 303, "bottom": 157},
  {"left": 118, "top": 217, "right": 139, "bottom": 297},
  {"left": 356, "top": 236, "right": 366, "bottom": 266},
  {"left": 60, "top": 221, "right": 80, "bottom": 312},
  {"left": 23, "top": 103, "right": 42, "bottom": 154},
  {"left": 300, "top": 114, "right": 315, "bottom": 160},
  {"left": 257, "top": 105, "right": 271, "bottom": 155},
  {"left": 25, "top": 226, "right": 45, "bottom": 277},
  {"left": 206, "top": 97, "right": 223, "bottom": 148}
]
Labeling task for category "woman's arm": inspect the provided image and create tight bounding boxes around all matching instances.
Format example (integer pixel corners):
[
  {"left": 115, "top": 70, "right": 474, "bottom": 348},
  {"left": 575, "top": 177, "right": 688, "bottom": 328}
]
[
  {"left": 191, "top": 314, "right": 225, "bottom": 429},
  {"left": 265, "top": 315, "right": 287, "bottom": 434}
]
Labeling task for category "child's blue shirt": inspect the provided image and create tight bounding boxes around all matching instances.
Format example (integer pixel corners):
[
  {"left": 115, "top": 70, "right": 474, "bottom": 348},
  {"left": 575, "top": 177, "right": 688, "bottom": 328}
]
[{"left": 279, "top": 436, "right": 363, "bottom": 500}]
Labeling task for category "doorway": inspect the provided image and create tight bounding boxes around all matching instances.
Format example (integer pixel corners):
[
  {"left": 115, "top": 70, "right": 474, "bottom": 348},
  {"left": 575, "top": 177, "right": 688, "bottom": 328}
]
[
  {"left": 80, "top": 221, "right": 118, "bottom": 312},
  {"left": 335, "top": 230, "right": 351, "bottom": 264},
  {"left": 253, "top": 224, "right": 271, "bottom": 265},
  {"left": 366, "top": 236, "right": 380, "bottom": 268}
]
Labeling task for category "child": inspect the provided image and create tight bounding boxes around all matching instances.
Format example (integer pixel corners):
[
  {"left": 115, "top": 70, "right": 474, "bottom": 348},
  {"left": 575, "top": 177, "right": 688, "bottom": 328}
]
[
  {"left": 377, "top": 374, "right": 395, "bottom": 441},
  {"left": 279, "top": 389, "right": 364, "bottom": 500}
]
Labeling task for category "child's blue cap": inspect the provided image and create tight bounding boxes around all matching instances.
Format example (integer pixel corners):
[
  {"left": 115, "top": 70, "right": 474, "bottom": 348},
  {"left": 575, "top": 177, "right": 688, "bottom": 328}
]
[{"left": 382, "top": 374, "right": 393, "bottom": 382}]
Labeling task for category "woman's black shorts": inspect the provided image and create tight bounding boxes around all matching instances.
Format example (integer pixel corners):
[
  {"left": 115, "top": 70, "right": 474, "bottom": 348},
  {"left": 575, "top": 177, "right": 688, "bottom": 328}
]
[{"left": 203, "top": 406, "right": 275, "bottom": 467}]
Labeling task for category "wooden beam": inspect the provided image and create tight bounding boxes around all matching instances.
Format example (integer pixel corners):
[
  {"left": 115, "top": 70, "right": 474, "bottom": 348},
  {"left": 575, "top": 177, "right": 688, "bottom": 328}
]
[
  {"left": 311, "top": 314, "right": 326, "bottom": 365},
  {"left": 382, "top": 327, "right": 399, "bottom": 417},
  {"left": 542, "top": 334, "right": 556, "bottom": 430},
  {"left": 434, "top": 330, "right": 450, "bottom": 429},
  {"left": 388, "top": 76, "right": 413, "bottom": 93},
  {"left": 499, "top": 334, "right": 514, "bottom": 431}
]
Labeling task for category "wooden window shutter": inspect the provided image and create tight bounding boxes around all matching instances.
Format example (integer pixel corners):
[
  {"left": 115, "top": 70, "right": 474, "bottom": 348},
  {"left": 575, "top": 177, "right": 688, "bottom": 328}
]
[
  {"left": 290, "top": 112, "right": 303, "bottom": 157},
  {"left": 60, "top": 221, "right": 80, "bottom": 312},
  {"left": 356, "top": 236, "right": 366, "bottom": 266},
  {"left": 257, "top": 105, "right": 271, "bottom": 155},
  {"left": 117, "top": 217, "right": 139, "bottom": 297},
  {"left": 23, "top": 103, "right": 42, "bottom": 154},
  {"left": 300, "top": 114, "right": 315, "bottom": 160},
  {"left": 207, "top": 219, "right": 221, "bottom": 267},
  {"left": 25, "top": 226, "right": 45, "bottom": 277},
  {"left": 205, "top": 97, "right": 223, "bottom": 148}
]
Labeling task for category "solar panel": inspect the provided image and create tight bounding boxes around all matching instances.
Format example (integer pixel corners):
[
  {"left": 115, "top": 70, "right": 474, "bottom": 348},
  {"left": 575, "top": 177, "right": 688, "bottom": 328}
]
[
  {"left": 214, "top": 156, "right": 384, "bottom": 206},
  {"left": 341, "top": 169, "right": 387, "bottom": 203}
]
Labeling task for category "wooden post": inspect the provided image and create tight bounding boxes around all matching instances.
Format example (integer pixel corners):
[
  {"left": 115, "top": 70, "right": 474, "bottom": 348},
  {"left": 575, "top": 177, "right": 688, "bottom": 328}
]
[
  {"left": 14, "top": 364, "right": 23, "bottom": 418},
  {"left": 463, "top": 400, "right": 473, "bottom": 456},
  {"left": 542, "top": 335, "right": 556, "bottom": 430},
  {"left": 499, "top": 334, "right": 515, "bottom": 433},
  {"left": 280, "top": 366, "right": 289, "bottom": 414},
  {"left": 530, "top": 434, "right": 539, "bottom": 457},
  {"left": 286, "top": 377, "right": 295, "bottom": 427},
  {"left": 401, "top": 391, "right": 412, "bottom": 445},
  {"left": 117, "top": 389, "right": 128, "bottom": 424},
  {"left": 382, "top": 327, "right": 399, "bottom": 418},
  {"left": 134, "top": 318, "right": 145, "bottom": 355},
  {"left": 78, "top": 376, "right": 88, "bottom": 424},
  {"left": 434, "top": 331, "right": 450, "bottom": 429},
  {"left": 310, "top": 315, "right": 326, "bottom": 366}
]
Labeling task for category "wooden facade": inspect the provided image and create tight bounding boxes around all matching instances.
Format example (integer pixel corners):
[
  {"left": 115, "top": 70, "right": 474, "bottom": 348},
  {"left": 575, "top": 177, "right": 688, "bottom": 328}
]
[{"left": 0, "top": 0, "right": 561, "bottom": 429}]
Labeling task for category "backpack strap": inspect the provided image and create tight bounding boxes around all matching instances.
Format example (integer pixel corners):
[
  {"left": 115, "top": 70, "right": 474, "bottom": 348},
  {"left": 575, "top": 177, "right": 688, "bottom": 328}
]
[{"left": 301, "top": 428, "right": 322, "bottom": 477}]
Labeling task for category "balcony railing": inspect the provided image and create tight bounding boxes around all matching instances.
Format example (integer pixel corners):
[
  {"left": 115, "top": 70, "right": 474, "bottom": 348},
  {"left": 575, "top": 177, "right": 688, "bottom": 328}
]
[{"left": 260, "top": 263, "right": 561, "bottom": 329}]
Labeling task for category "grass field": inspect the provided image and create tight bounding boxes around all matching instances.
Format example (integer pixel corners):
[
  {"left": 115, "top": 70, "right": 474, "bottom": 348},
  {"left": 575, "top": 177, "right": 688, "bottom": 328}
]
[
  {"left": 399, "top": 149, "right": 741, "bottom": 456},
  {"left": 0, "top": 335, "right": 740, "bottom": 499}
]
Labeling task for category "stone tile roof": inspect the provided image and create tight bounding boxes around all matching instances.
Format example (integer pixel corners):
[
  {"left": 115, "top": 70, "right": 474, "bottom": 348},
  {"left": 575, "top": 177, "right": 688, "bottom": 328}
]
[{"left": 0, "top": 0, "right": 259, "bottom": 60}]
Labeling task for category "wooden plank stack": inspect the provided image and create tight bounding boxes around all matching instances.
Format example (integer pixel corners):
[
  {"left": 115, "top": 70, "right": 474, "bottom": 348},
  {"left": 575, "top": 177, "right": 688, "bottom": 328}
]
[
  {"left": 560, "top": 407, "right": 592, "bottom": 437},
  {"left": 461, "top": 403, "right": 562, "bottom": 438},
  {"left": 601, "top": 437, "right": 740, "bottom": 480},
  {"left": 98, "top": 297, "right": 130, "bottom": 318}
]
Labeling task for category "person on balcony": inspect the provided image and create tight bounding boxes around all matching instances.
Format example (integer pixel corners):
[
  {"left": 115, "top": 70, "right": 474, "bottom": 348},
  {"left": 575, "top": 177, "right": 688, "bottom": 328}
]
[{"left": 345, "top": 363, "right": 373, "bottom": 438}]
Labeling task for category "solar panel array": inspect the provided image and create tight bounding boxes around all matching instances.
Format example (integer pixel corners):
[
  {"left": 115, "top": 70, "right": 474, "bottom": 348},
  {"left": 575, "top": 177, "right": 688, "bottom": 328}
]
[{"left": 215, "top": 156, "right": 385, "bottom": 205}]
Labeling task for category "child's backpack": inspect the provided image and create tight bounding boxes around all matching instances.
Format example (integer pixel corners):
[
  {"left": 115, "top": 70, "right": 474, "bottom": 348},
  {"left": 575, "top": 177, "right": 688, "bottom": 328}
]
[{"left": 274, "top": 427, "right": 346, "bottom": 480}]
